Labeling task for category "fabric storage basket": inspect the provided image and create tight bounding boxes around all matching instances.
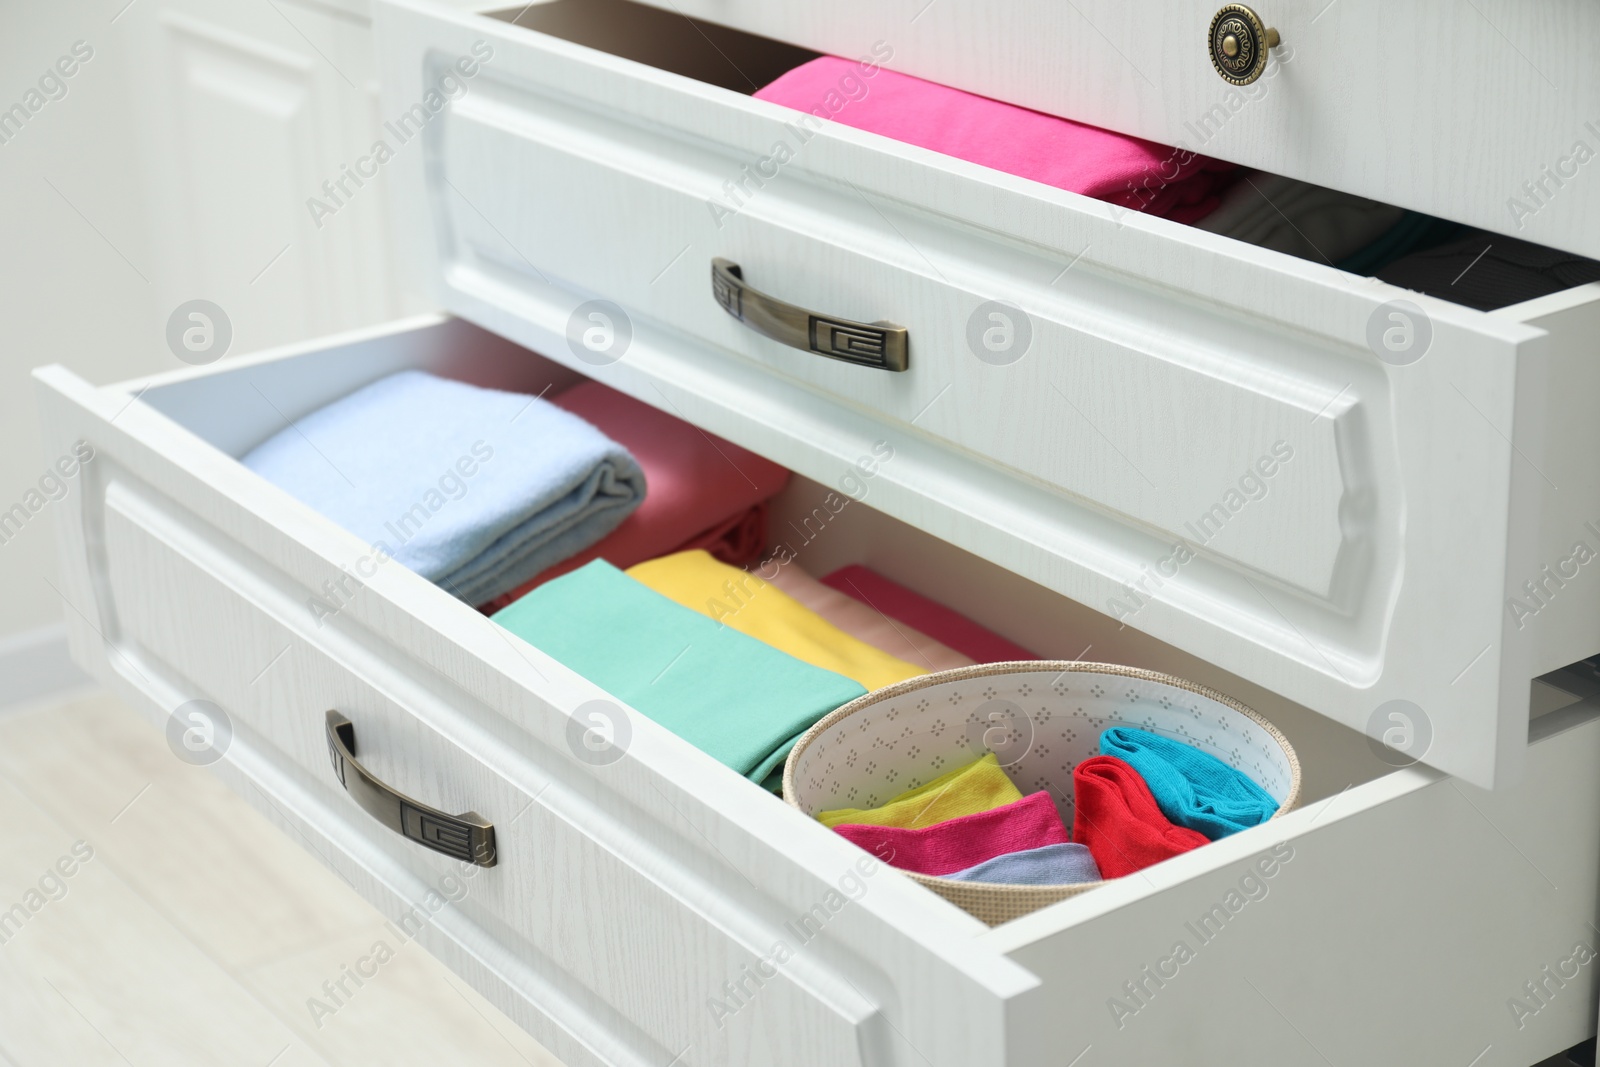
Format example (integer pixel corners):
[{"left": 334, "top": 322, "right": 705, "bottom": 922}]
[{"left": 782, "top": 662, "right": 1302, "bottom": 926}]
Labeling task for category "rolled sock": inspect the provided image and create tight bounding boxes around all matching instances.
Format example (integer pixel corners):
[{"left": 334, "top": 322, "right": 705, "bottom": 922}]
[
  {"left": 946, "top": 843, "right": 1102, "bottom": 887},
  {"left": 478, "top": 380, "right": 790, "bottom": 611},
  {"left": 1098, "top": 727, "right": 1278, "bottom": 839},
  {"left": 832, "top": 791, "right": 1069, "bottom": 877},
  {"left": 1071, "top": 756, "right": 1211, "bottom": 878},
  {"left": 754, "top": 57, "right": 1234, "bottom": 222},
  {"left": 765, "top": 564, "right": 975, "bottom": 673},
  {"left": 628, "top": 550, "right": 925, "bottom": 691},
  {"left": 493, "top": 560, "right": 865, "bottom": 783},
  {"left": 817, "top": 752, "right": 1023, "bottom": 829},
  {"left": 241, "top": 370, "right": 646, "bottom": 605},
  {"left": 820, "top": 565, "right": 1038, "bottom": 663}
]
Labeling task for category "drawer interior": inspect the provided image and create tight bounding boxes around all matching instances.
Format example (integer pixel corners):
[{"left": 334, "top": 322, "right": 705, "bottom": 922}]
[
  {"left": 485, "top": 0, "right": 1598, "bottom": 314},
  {"left": 141, "top": 316, "right": 1447, "bottom": 810},
  {"left": 59, "top": 315, "right": 1600, "bottom": 1063}
]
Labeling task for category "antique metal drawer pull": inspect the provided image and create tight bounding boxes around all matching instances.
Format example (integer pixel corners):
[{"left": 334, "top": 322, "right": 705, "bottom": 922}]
[
  {"left": 1209, "top": 5, "right": 1281, "bottom": 85},
  {"left": 325, "top": 711, "right": 497, "bottom": 867},
  {"left": 711, "top": 258, "right": 909, "bottom": 372}
]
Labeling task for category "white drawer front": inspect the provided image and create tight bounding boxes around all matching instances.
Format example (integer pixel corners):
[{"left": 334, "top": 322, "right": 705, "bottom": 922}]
[
  {"left": 370, "top": 0, "right": 1600, "bottom": 789},
  {"left": 628, "top": 0, "right": 1600, "bottom": 261},
  {"left": 32, "top": 316, "right": 1600, "bottom": 1066},
  {"left": 33, "top": 317, "right": 1031, "bottom": 1067},
  {"left": 97, "top": 475, "right": 879, "bottom": 1067}
]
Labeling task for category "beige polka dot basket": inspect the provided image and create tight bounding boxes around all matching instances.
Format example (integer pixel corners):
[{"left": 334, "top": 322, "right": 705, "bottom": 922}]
[{"left": 782, "top": 662, "right": 1302, "bottom": 926}]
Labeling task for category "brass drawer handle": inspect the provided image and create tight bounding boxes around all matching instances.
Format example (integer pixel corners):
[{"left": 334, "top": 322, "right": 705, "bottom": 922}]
[
  {"left": 1209, "top": 5, "right": 1280, "bottom": 85},
  {"left": 325, "top": 711, "right": 497, "bottom": 867},
  {"left": 711, "top": 258, "right": 909, "bottom": 372}
]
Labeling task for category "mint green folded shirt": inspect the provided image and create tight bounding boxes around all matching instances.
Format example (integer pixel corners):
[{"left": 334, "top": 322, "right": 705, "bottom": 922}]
[{"left": 492, "top": 560, "right": 866, "bottom": 785}]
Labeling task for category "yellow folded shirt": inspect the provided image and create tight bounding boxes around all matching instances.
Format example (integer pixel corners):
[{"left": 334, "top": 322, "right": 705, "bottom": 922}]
[
  {"left": 626, "top": 550, "right": 925, "bottom": 692},
  {"left": 817, "top": 752, "right": 1024, "bottom": 829}
]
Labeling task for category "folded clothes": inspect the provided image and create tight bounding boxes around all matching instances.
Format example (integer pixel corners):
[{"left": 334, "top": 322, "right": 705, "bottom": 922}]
[
  {"left": 947, "top": 843, "right": 1102, "bottom": 887},
  {"left": 817, "top": 752, "right": 1022, "bottom": 829},
  {"left": 832, "top": 791, "right": 1070, "bottom": 877},
  {"left": 1194, "top": 171, "right": 1405, "bottom": 265},
  {"left": 1099, "top": 727, "right": 1278, "bottom": 840},
  {"left": 1375, "top": 232, "right": 1600, "bottom": 311},
  {"left": 1334, "top": 211, "right": 1466, "bottom": 277},
  {"left": 682, "top": 504, "right": 770, "bottom": 569},
  {"left": 755, "top": 56, "right": 1234, "bottom": 223},
  {"left": 242, "top": 370, "right": 645, "bottom": 605},
  {"left": 1071, "top": 756, "right": 1211, "bottom": 878},
  {"left": 821, "top": 565, "right": 1038, "bottom": 663},
  {"left": 628, "top": 550, "right": 925, "bottom": 692},
  {"left": 478, "top": 381, "right": 790, "bottom": 611},
  {"left": 493, "top": 560, "right": 865, "bottom": 784},
  {"left": 767, "top": 564, "right": 976, "bottom": 673}
]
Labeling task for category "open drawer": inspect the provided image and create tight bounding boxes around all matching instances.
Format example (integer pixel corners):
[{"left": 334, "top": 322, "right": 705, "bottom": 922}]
[
  {"left": 33, "top": 315, "right": 1600, "bottom": 1067},
  {"left": 373, "top": 0, "right": 1600, "bottom": 790},
  {"left": 618, "top": 0, "right": 1600, "bottom": 263}
]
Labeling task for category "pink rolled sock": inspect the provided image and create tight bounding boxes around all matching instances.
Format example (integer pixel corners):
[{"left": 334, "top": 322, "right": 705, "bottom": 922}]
[{"left": 833, "top": 791, "right": 1069, "bottom": 876}]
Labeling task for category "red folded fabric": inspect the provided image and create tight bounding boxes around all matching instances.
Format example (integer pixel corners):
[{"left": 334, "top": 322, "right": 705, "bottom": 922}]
[
  {"left": 1072, "top": 756, "right": 1210, "bottom": 878},
  {"left": 754, "top": 56, "right": 1235, "bottom": 223},
  {"left": 833, "top": 791, "right": 1068, "bottom": 877},
  {"left": 820, "top": 565, "right": 1037, "bottom": 663},
  {"left": 680, "top": 503, "right": 768, "bottom": 570},
  {"left": 478, "top": 381, "right": 789, "bottom": 612}
]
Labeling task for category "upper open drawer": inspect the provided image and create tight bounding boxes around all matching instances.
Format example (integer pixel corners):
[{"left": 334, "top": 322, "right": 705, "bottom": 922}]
[
  {"left": 623, "top": 0, "right": 1600, "bottom": 262},
  {"left": 372, "top": 0, "right": 1600, "bottom": 789}
]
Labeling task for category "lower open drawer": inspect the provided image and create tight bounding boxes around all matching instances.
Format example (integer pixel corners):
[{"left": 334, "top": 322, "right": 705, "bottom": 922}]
[{"left": 33, "top": 315, "right": 1600, "bottom": 1066}]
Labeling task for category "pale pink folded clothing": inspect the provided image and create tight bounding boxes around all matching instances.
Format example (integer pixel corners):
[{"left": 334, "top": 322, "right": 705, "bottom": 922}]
[
  {"left": 821, "top": 565, "right": 1038, "bottom": 664},
  {"left": 765, "top": 564, "right": 976, "bottom": 673},
  {"left": 754, "top": 56, "right": 1235, "bottom": 223},
  {"left": 477, "top": 381, "right": 789, "bottom": 613},
  {"left": 832, "top": 791, "right": 1070, "bottom": 877}
]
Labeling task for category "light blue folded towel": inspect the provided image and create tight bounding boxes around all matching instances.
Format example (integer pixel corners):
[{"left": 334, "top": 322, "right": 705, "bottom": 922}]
[
  {"left": 242, "top": 370, "right": 645, "bottom": 604},
  {"left": 1099, "top": 727, "right": 1278, "bottom": 840},
  {"left": 946, "top": 843, "right": 1102, "bottom": 886}
]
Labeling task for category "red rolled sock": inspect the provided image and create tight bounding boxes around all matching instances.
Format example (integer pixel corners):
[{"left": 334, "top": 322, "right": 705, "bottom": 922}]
[
  {"left": 833, "top": 791, "right": 1069, "bottom": 877},
  {"left": 1072, "top": 756, "right": 1211, "bottom": 878}
]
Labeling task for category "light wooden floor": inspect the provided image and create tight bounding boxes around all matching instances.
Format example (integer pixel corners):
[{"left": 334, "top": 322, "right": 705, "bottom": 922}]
[{"left": 0, "top": 689, "right": 567, "bottom": 1067}]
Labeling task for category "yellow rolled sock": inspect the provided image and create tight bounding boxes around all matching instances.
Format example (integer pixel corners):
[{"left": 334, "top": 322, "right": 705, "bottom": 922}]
[
  {"left": 626, "top": 550, "right": 925, "bottom": 692},
  {"left": 818, "top": 752, "right": 1024, "bottom": 829}
]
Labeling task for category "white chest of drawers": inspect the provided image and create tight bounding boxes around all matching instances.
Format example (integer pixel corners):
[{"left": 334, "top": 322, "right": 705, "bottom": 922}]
[{"left": 34, "top": 1, "right": 1600, "bottom": 1064}]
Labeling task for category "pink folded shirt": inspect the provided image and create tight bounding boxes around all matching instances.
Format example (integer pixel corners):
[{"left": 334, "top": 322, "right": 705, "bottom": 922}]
[
  {"left": 766, "top": 564, "right": 975, "bottom": 673},
  {"left": 833, "top": 791, "right": 1069, "bottom": 876},
  {"left": 754, "top": 56, "right": 1234, "bottom": 222},
  {"left": 479, "top": 381, "right": 789, "bottom": 612},
  {"left": 821, "top": 565, "right": 1037, "bottom": 664}
]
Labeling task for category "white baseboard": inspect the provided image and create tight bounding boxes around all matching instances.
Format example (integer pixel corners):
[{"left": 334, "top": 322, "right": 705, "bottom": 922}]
[{"left": 0, "top": 624, "right": 92, "bottom": 714}]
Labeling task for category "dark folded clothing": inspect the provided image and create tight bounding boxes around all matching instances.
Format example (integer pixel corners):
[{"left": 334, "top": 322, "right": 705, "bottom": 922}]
[
  {"left": 1335, "top": 211, "right": 1466, "bottom": 276},
  {"left": 1376, "top": 232, "right": 1600, "bottom": 311}
]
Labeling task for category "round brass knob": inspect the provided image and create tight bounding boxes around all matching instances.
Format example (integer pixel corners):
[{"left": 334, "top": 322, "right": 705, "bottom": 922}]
[{"left": 1208, "top": 4, "right": 1280, "bottom": 85}]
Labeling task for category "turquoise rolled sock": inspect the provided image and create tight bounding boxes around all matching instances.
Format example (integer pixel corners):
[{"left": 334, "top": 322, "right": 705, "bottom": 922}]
[
  {"left": 1098, "top": 727, "right": 1278, "bottom": 839},
  {"left": 493, "top": 560, "right": 866, "bottom": 784}
]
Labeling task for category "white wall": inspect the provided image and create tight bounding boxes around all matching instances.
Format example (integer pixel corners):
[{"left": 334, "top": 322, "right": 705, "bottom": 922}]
[
  {"left": 0, "top": 2, "right": 161, "bottom": 644},
  {"left": 0, "top": 0, "right": 426, "bottom": 648}
]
